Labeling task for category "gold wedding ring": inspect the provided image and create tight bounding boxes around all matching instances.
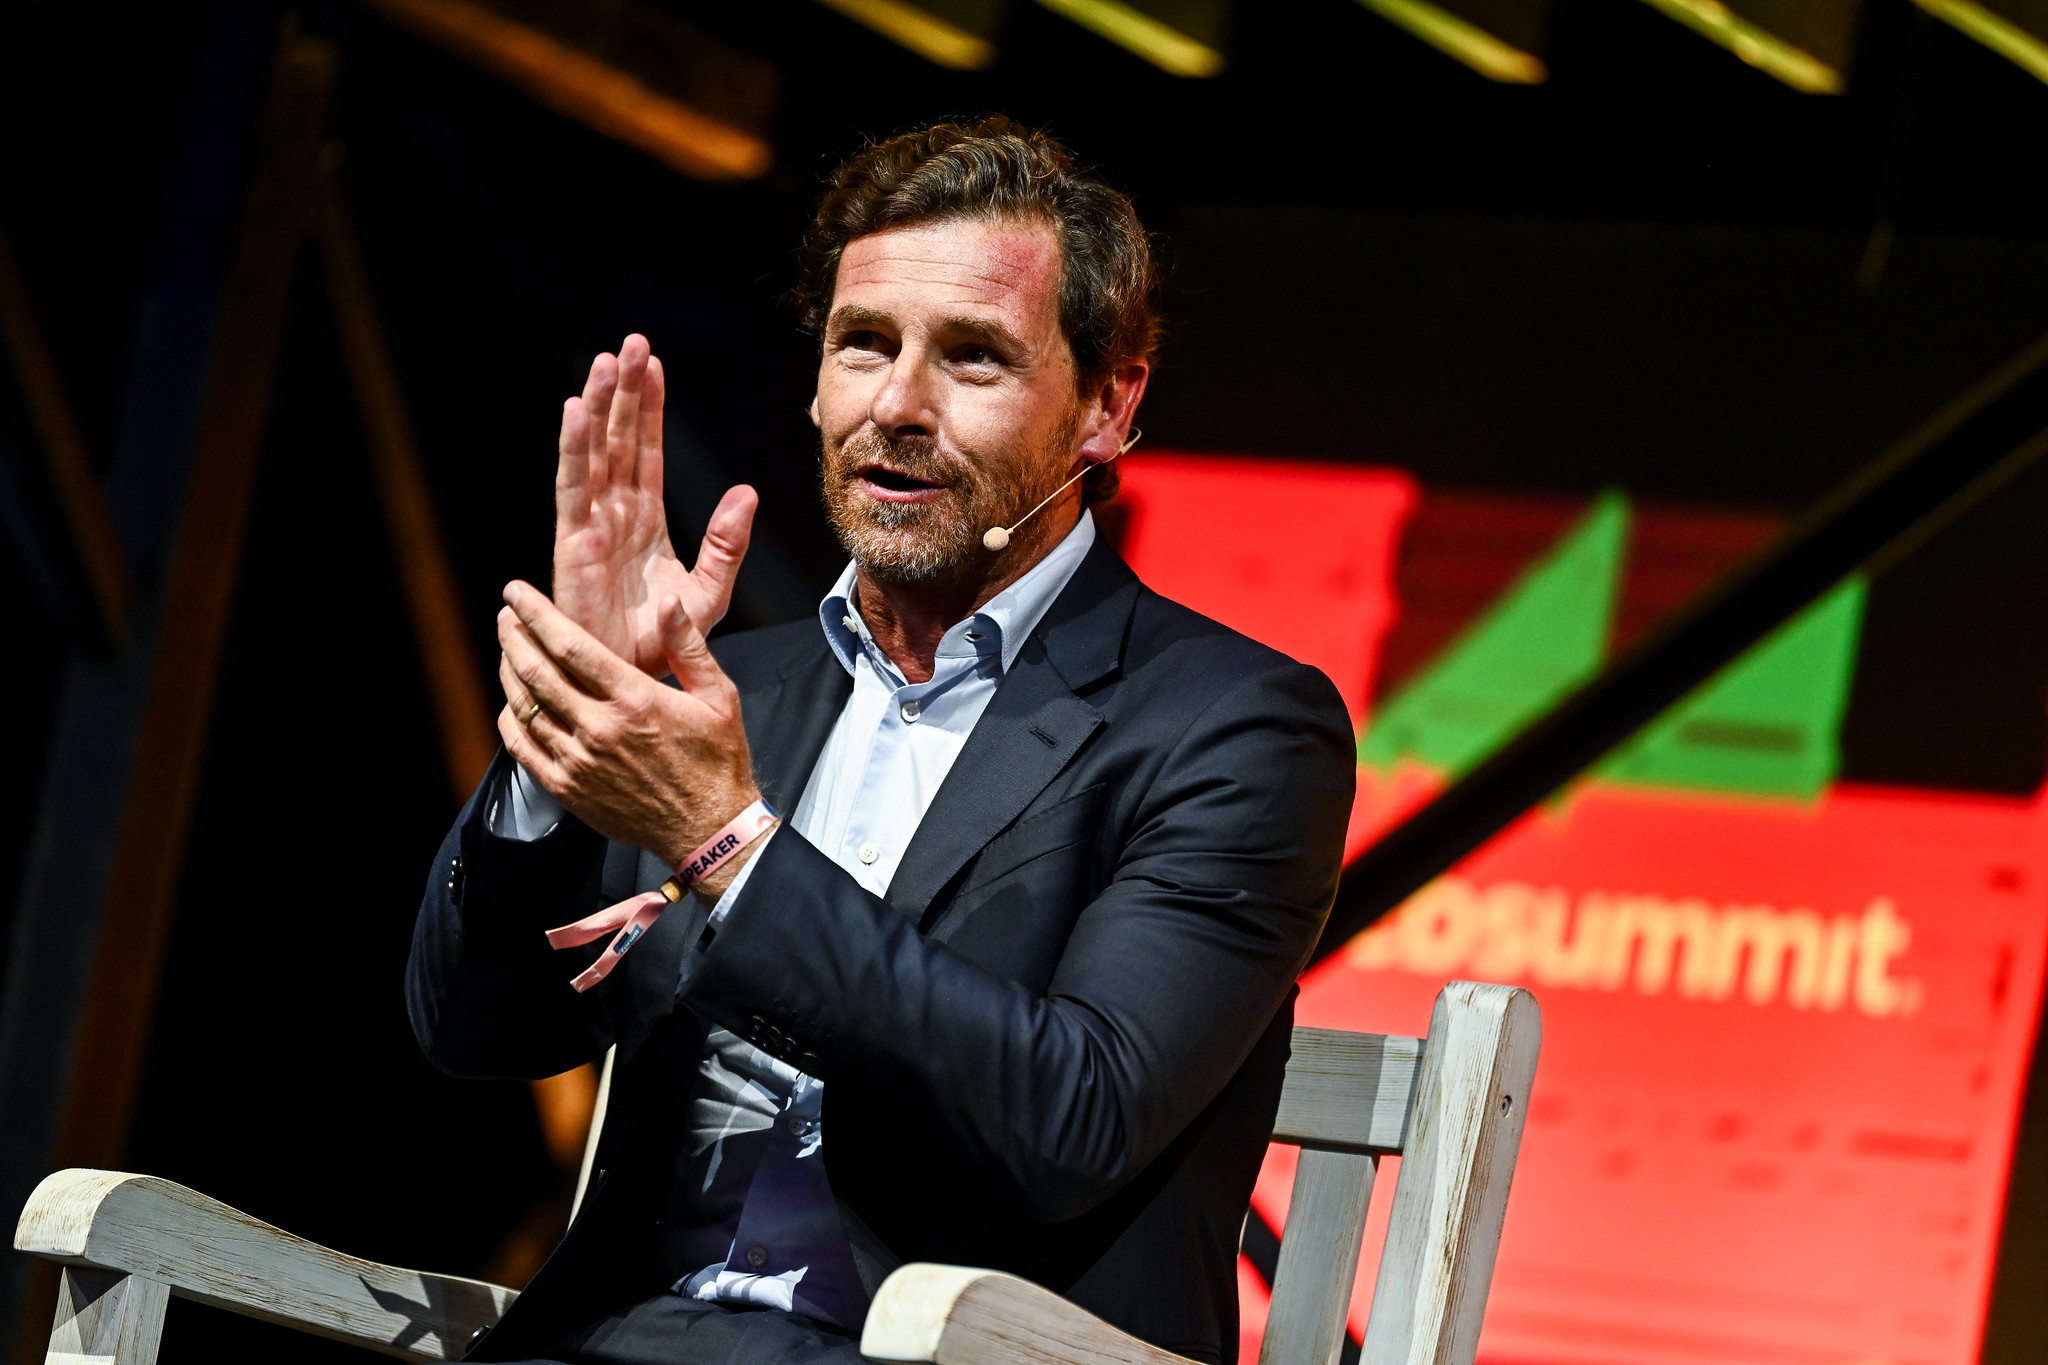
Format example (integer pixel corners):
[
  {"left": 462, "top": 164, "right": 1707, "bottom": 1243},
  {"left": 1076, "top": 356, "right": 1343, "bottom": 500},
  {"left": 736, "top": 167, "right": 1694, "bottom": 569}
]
[{"left": 519, "top": 701, "right": 543, "bottom": 726}]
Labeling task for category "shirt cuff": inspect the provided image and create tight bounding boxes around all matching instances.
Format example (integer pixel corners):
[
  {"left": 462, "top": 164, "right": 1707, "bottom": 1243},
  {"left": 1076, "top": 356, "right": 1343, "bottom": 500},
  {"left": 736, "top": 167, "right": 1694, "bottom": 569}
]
[
  {"left": 487, "top": 760, "right": 566, "bottom": 842},
  {"left": 704, "top": 828, "right": 775, "bottom": 930}
]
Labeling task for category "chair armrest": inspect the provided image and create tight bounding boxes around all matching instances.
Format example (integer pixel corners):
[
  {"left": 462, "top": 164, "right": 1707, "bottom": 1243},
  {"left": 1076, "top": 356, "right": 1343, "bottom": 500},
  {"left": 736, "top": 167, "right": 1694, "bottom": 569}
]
[
  {"left": 15, "top": 1169, "right": 516, "bottom": 1361},
  {"left": 862, "top": 1264, "right": 1197, "bottom": 1365}
]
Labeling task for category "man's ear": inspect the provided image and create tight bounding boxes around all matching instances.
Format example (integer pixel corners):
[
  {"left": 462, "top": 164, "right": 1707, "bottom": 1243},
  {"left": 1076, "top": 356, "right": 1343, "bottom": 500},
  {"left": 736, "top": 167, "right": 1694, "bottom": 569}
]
[
  {"left": 1076, "top": 361, "right": 1150, "bottom": 464},
  {"left": 808, "top": 395, "right": 821, "bottom": 427}
]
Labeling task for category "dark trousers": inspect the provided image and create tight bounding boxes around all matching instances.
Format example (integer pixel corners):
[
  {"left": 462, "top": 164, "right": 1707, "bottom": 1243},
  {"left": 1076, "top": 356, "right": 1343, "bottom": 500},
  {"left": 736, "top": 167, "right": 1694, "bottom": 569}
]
[{"left": 493, "top": 1293, "right": 868, "bottom": 1365}]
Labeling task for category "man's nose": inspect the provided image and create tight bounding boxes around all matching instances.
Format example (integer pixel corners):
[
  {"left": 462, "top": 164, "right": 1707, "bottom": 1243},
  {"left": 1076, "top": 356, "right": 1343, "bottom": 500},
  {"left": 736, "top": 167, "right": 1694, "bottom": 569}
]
[{"left": 870, "top": 353, "right": 936, "bottom": 438}]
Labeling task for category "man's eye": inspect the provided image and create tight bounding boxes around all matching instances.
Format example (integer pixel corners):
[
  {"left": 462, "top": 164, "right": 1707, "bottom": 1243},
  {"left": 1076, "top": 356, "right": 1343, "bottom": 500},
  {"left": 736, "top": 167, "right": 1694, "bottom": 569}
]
[
  {"left": 844, "top": 330, "right": 884, "bottom": 351},
  {"left": 955, "top": 345, "right": 997, "bottom": 365}
]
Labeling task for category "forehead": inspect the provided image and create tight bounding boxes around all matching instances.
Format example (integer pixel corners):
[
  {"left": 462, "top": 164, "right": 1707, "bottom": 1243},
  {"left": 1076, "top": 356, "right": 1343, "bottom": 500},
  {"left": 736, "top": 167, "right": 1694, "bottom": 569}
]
[{"left": 832, "top": 217, "right": 1062, "bottom": 333}]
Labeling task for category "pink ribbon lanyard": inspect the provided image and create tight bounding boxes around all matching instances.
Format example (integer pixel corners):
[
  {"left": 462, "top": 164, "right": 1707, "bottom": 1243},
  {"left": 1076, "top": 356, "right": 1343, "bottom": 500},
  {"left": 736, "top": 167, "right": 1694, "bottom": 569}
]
[{"left": 545, "top": 798, "right": 779, "bottom": 993}]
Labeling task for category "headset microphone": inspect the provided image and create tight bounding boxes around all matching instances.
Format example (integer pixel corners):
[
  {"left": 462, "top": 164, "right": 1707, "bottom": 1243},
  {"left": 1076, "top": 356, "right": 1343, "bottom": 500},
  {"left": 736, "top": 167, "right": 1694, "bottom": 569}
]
[{"left": 983, "top": 428, "right": 1142, "bottom": 553}]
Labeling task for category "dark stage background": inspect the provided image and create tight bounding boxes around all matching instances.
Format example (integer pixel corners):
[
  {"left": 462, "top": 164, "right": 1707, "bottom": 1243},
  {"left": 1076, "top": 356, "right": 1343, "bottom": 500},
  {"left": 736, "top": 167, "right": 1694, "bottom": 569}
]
[{"left": 4, "top": 0, "right": 2048, "bottom": 1362}]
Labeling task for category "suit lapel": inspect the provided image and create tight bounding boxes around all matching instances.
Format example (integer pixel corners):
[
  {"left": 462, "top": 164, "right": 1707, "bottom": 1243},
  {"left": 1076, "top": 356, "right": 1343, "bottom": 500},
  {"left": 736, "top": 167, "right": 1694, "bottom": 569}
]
[
  {"left": 743, "top": 628, "right": 852, "bottom": 818},
  {"left": 885, "top": 541, "right": 1140, "bottom": 925}
]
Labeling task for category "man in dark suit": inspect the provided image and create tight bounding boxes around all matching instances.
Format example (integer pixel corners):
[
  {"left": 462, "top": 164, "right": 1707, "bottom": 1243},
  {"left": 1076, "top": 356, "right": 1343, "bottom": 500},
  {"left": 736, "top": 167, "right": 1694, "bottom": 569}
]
[{"left": 409, "top": 117, "right": 1354, "bottom": 1365}]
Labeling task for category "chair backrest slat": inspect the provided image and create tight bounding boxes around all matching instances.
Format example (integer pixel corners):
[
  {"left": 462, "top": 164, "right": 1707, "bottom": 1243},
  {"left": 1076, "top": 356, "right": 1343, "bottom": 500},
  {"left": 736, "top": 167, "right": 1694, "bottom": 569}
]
[
  {"left": 1358, "top": 983, "right": 1541, "bottom": 1365},
  {"left": 1258, "top": 1148, "right": 1378, "bottom": 1365},
  {"left": 1263, "top": 985, "right": 1540, "bottom": 1365},
  {"left": 1272, "top": 1029, "right": 1422, "bottom": 1154}
]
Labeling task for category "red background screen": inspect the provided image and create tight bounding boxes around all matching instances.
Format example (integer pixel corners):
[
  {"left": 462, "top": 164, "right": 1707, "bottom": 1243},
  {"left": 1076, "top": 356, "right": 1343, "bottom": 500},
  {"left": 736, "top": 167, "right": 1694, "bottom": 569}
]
[{"left": 1114, "top": 452, "right": 2048, "bottom": 1365}]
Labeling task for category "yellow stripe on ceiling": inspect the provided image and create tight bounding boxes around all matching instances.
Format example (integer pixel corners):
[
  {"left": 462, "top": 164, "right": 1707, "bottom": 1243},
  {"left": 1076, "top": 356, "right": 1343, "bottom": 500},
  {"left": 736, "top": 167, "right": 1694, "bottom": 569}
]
[
  {"left": 366, "top": 0, "right": 773, "bottom": 179},
  {"left": 1635, "top": 0, "right": 1844, "bottom": 92},
  {"left": 1354, "top": 0, "right": 1548, "bottom": 82},
  {"left": 1913, "top": 0, "right": 2048, "bottom": 83},
  {"left": 814, "top": 0, "right": 998, "bottom": 68},
  {"left": 1034, "top": 0, "right": 1226, "bottom": 75}
]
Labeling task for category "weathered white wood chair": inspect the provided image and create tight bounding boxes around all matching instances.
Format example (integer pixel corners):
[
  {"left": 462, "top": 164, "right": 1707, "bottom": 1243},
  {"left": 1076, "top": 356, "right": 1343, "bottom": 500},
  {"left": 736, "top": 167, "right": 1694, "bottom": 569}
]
[{"left": 14, "top": 980, "right": 1538, "bottom": 1365}]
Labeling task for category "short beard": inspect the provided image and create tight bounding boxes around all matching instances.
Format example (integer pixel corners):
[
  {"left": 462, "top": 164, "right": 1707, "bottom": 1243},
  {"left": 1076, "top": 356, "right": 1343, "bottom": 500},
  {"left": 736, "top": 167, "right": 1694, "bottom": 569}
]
[{"left": 820, "top": 419, "right": 1077, "bottom": 588}]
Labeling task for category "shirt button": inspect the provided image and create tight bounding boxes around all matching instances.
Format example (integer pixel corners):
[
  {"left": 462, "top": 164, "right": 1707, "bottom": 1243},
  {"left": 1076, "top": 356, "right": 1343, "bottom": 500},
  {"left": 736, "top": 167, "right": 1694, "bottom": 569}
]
[
  {"left": 842, "top": 613, "right": 859, "bottom": 633},
  {"left": 901, "top": 699, "right": 923, "bottom": 722},
  {"left": 745, "top": 1245, "right": 769, "bottom": 1269},
  {"left": 788, "top": 1115, "right": 813, "bottom": 1137},
  {"left": 858, "top": 843, "right": 879, "bottom": 865}
]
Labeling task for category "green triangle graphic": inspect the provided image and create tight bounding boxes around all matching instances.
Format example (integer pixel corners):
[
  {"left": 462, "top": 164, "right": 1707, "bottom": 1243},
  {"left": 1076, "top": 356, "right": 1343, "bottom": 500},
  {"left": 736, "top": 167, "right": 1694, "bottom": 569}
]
[
  {"left": 1598, "top": 575, "right": 1866, "bottom": 800},
  {"left": 1360, "top": 490, "right": 1628, "bottom": 778}
]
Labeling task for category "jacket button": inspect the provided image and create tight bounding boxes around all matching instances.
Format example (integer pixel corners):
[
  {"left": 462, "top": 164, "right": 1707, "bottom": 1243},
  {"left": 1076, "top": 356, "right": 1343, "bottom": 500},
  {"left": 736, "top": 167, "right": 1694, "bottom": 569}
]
[
  {"left": 467, "top": 1325, "right": 492, "bottom": 1351},
  {"left": 446, "top": 856, "right": 466, "bottom": 904},
  {"left": 746, "top": 1245, "right": 769, "bottom": 1268}
]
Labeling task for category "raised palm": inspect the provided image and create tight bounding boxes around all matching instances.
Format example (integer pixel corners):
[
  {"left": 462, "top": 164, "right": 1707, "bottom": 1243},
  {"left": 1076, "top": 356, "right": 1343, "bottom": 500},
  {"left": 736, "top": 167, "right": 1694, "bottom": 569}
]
[{"left": 554, "top": 335, "right": 755, "bottom": 678}]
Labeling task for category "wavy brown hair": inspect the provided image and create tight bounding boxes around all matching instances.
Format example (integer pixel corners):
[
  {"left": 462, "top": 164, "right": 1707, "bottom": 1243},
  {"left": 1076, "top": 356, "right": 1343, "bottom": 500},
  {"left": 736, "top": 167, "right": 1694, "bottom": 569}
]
[{"left": 793, "top": 116, "right": 1159, "bottom": 504}]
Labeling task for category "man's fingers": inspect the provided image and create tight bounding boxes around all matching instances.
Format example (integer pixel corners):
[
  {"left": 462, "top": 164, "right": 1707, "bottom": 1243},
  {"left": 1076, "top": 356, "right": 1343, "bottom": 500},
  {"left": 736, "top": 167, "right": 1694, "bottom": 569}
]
[
  {"left": 605, "top": 335, "right": 649, "bottom": 491},
  {"left": 634, "top": 352, "right": 667, "bottom": 497},
  {"left": 504, "top": 581, "right": 634, "bottom": 698},
  {"left": 499, "top": 655, "right": 566, "bottom": 743},
  {"left": 498, "top": 603, "right": 596, "bottom": 726},
  {"left": 661, "top": 596, "right": 726, "bottom": 698},
  {"left": 582, "top": 352, "right": 619, "bottom": 495},
  {"left": 498, "top": 704, "right": 570, "bottom": 794},
  {"left": 499, "top": 651, "right": 598, "bottom": 788},
  {"left": 691, "top": 485, "right": 757, "bottom": 609},
  {"left": 555, "top": 397, "right": 592, "bottom": 530},
  {"left": 498, "top": 652, "right": 535, "bottom": 716}
]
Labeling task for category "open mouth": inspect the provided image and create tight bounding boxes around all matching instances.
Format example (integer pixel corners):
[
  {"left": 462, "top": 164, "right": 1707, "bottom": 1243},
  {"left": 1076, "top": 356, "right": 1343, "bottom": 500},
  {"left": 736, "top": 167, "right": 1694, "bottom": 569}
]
[{"left": 857, "top": 464, "right": 948, "bottom": 501}]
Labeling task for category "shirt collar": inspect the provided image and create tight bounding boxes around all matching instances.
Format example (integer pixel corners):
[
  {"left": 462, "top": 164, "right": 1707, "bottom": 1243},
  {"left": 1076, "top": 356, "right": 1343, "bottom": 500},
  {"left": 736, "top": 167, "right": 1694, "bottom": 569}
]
[{"left": 819, "top": 510, "right": 1098, "bottom": 682}]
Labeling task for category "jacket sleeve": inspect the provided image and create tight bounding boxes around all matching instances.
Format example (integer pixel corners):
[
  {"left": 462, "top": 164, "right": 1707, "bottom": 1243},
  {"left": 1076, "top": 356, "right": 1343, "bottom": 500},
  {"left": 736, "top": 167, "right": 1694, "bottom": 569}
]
[
  {"left": 677, "top": 658, "right": 1354, "bottom": 1222},
  {"left": 406, "top": 748, "right": 617, "bottom": 1079}
]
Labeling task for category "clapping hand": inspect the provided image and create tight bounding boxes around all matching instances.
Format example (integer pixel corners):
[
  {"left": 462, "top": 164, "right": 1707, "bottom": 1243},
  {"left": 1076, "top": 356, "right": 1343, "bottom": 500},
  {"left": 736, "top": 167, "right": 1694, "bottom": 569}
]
[
  {"left": 497, "top": 582, "right": 761, "bottom": 896},
  {"left": 554, "top": 333, "right": 756, "bottom": 677}
]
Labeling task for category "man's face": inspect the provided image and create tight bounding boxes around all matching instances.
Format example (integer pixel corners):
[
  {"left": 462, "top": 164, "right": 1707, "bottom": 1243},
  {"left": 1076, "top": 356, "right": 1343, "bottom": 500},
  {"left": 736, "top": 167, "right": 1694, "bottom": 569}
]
[{"left": 814, "top": 216, "right": 1084, "bottom": 586}]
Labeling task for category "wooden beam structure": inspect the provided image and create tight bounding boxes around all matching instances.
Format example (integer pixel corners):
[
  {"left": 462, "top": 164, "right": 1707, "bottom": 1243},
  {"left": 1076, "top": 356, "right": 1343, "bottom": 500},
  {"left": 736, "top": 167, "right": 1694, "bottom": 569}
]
[
  {"left": 318, "top": 173, "right": 498, "bottom": 800},
  {"left": 0, "top": 226, "right": 128, "bottom": 646},
  {"left": 321, "top": 165, "right": 602, "bottom": 1287},
  {"left": 364, "top": 0, "right": 774, "bottom": 181},
  {"left": 53, "top": 30, "right": 339, "bottom": 1175},
  {"left": 0, "top": 11, "right": 300, "bottom": 1358}
]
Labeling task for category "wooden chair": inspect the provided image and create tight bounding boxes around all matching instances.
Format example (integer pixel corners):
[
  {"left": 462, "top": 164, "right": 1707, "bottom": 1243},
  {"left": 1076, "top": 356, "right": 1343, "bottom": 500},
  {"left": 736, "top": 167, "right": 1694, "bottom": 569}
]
[{"left": 13, "top": 980, "right": 1538, "bottom": 1365}]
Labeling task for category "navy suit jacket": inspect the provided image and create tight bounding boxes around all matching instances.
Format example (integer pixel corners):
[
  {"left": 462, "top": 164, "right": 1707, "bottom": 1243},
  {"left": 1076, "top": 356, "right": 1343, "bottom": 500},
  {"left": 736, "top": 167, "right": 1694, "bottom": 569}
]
[{"left": 408, "top": 539, "right": 1355, "bottom": 1364}]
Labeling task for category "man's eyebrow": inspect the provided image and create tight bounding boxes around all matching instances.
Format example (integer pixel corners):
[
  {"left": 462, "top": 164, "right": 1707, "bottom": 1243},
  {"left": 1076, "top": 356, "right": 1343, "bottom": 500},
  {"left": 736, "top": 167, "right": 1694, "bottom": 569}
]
[
  {"left": 826, "top": 304, "right": 895, "bottom": 333},
  {"left": 934, "top": 314, "right": 1028, "bottom": 355}
]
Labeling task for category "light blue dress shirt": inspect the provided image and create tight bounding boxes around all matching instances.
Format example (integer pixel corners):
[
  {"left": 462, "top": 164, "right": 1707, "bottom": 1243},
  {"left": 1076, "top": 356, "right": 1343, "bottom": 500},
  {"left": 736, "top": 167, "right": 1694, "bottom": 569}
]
[{"left": 490, "top": 511, "right": 1099, "bottom": 1328}]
